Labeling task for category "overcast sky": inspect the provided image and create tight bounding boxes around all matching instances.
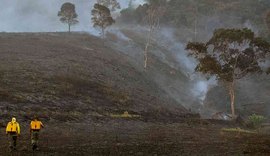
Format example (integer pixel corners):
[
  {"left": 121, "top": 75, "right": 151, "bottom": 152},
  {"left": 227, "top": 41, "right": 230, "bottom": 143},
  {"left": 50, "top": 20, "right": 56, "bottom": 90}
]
[{"left": 0, "top": 0, "right": 145, "bottom": 32}]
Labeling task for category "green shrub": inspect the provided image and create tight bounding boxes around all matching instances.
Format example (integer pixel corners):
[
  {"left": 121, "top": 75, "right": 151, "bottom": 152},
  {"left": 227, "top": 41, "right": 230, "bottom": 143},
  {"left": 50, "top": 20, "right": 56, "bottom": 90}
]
[{"left": 248, "top": 114, "right": 266, "bottom": 129}]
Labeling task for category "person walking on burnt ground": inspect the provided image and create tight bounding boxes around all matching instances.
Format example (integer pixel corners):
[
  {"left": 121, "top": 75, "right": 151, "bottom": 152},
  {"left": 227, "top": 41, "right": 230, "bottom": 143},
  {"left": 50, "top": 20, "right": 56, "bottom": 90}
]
[
  {"left": 30, "top": 116, "right": 44, "bottom": 151},
  {"left": 6, "top": 117, "right": 21, "bottom": 151}
]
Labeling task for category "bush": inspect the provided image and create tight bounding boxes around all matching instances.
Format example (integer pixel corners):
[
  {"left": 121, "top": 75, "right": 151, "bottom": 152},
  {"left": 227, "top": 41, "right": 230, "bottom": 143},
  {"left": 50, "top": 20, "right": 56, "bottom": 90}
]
[{"left": 248, "top": 114, "right": 266, "bottom": 129}]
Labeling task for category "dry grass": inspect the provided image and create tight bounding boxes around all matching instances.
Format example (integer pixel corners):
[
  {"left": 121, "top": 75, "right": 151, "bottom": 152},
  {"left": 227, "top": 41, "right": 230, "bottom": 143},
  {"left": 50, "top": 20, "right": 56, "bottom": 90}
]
[
  {"left": 221, "top": 127, "right": 256, "bottom": 134},
  {"left": 110, "top": 111, "right": 141, "bottom": 118}
]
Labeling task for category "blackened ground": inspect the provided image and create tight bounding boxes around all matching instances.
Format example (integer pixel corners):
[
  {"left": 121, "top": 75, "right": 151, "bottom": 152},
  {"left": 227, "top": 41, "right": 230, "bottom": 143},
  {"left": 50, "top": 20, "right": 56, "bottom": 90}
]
[
  {"left": 0, "top": 119, "right": 270, "bottom": 156},
  {"left": 0, "top": 33, "right": 269, "bottom": 155},
  {"left": 0, "top": 32, "right": 188, "bottom": 123}
]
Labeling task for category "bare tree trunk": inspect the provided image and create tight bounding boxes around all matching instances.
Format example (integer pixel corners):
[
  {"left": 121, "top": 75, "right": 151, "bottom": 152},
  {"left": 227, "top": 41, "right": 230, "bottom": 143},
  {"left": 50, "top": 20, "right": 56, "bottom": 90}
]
[
  {"left": 102, "top": 27, "right": 105, "bottom": 39},
  {"left": 194, "top": 17, "right": 197, "bottom": 41},
  {"left": 144, "top": 27, "right": 153, "bottom": 69},
  {"left": 144, "top": 33, "right": 150, "bottom": 69},
  {"left": 143, "top": 3, "right": 166, "bottom": 69},
  {"left": 194, "top": 6, "right": 198, "bottom": 41},
  {"left": 144, "top": 5, "right": 161, "bottom": 69},
  {"left": 228, "top": 81, "right": 236, "bottom": 118},
  {"left": 68, "top": 19, "right": 71, "bottom": 33},
  {"left": 144, "top": 43, "right": 149, "bottom": 69},
  {"left": 102, "top": 27, "right": 105, "bottom": 46},
  {"left": 229, "top": 53, "right": 239, "bottom": 119}
]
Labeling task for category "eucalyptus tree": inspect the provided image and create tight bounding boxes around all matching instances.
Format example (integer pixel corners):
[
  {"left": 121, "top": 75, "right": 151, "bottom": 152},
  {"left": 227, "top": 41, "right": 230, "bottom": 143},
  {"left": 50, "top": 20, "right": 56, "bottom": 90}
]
[
  {"left": 58, "top": 2, "right": 79, "bottom": 32},
  {"left": 91, "top": 3, "right": 115, "bottom": 39},
  {"left": 186, "top": 28, "right": 270, "bottom": 117}
]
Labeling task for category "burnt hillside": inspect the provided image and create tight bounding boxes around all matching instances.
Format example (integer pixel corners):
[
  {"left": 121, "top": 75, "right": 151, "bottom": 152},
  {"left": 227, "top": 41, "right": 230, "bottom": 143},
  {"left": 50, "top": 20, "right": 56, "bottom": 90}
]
[{"left": 0, "top": 32, "right": 192, "bottom": 123}]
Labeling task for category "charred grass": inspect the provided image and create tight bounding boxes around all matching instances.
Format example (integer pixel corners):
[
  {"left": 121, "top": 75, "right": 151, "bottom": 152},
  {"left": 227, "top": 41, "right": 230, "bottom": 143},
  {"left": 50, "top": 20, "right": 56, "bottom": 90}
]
[{"left": 0, "top": 120, "right": 269, "bottom": 155}]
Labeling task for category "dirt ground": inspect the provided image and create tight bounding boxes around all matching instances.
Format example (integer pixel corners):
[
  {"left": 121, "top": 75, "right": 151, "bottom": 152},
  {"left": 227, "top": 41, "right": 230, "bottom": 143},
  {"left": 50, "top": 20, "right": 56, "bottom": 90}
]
[{"left": 0, "top": 119, "right": 269, "bottom": 156}]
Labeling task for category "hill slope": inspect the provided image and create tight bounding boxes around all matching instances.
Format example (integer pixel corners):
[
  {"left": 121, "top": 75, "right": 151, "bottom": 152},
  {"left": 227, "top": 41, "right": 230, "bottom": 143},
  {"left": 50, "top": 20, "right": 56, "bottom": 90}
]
[
  {"left": 0, "top": 32, "right": 192, "bottom": 123},
  {"left": 0, "top": 33, "right": 269, "bottom": 156}
]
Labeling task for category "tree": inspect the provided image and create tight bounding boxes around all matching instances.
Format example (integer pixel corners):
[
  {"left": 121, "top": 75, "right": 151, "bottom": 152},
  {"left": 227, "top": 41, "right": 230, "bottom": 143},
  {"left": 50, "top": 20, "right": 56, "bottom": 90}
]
[
  {"left": 91, "top": 3, "right": 115, "bottom": 39},
  {"left": 58, "top": 2, "right": 78, "bottom": 32},
  {"left": 265, "top": 11, "right": 270, "bottom": 33},
  {"left": 143, "top": 2, "right": 166, "bottom": 69},
  {"left": 97, "top": 0, "right": 121, "bottom": 11},
  {"left": 186, "top": 28, "right": 270, "bottom": 118}
]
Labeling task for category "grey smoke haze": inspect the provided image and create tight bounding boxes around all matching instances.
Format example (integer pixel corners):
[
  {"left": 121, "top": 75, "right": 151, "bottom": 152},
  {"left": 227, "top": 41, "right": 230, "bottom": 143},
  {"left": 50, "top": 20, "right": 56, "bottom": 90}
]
[
  {"left": 108, "top": 25, "right": 218, "bottom": 110},
  {"left": 156, "top": 27, "right": 217, "bottom": 105},
  {"left": 0, "top": 0, "right": 145, "bottom": 33}
]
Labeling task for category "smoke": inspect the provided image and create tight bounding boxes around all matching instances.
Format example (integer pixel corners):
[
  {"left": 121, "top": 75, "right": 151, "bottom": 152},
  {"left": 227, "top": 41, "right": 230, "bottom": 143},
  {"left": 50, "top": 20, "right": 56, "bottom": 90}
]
[
  {"left": 108, "top": 24, "right": 218, "bottom": 110},
  {"left": 243, "top": 20, "right": 259, "bottom": 35},
  {"left": 191, "top": 77, "right": 217, "bottom": 104},
  {"left": 108, "top": 27, "right": 131, "bottom": 41},
  {"left": 158, "top": 27, "right": 196, "bottom": 72},
  {"left": 0, "top": 0, "right": 145, "bottom": 33},
  {"left": 155, "top": 27, "right": 217, "bottom": 105}
]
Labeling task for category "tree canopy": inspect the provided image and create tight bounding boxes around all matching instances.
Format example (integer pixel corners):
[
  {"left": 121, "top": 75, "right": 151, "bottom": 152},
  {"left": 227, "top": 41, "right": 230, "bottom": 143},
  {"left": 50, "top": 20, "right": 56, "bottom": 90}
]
[
  {"left": 97, "top": 0, "right": 121, "bottom": 11},
  {"left": 91, "top": 3, "right": 115, "bottom": 38},
  {"left": 119, "top": 0, "right": 270, "bottom": 37},
  {"left": 186, "top": 28, "right": 270, "bottom": 117},
  {"left": 58, "top": 2, "right": 78, "bottom": 32}
]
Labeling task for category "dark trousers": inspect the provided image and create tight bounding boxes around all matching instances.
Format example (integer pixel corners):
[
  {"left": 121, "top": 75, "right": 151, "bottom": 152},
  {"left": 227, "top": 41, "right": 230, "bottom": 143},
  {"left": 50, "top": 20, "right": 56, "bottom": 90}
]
[
  {"left": 8, "top": 133, "right": 17, "bottom": 150},
  {"left": 31, "top": 131, "right": 39, "bottom": 147}
]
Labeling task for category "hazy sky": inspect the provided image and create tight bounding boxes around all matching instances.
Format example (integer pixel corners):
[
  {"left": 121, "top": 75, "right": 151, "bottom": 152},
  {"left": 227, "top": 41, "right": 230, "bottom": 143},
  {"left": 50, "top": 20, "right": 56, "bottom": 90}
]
[{"left": 0, "top": 0, "right": 145, "bottom": 32}]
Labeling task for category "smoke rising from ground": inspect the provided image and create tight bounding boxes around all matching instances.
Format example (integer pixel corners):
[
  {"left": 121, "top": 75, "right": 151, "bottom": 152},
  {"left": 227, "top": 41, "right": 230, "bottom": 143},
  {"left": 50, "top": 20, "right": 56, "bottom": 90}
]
[
  {"left": 156, "top": 27, "right": 217, "bottom": 106},
  {"left": 109, "top": 25, "right": 218, "bottom": 111}
]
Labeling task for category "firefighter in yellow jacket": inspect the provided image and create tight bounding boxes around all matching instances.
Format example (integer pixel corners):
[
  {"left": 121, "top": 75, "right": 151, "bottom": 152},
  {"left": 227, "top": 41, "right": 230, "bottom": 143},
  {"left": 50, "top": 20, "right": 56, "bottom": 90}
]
[
  {"left": 6, "top": 117, "right": 20, "bottom": 151},
  {"left": 30, "top": 116, "right": 44, "bottom": 150}
]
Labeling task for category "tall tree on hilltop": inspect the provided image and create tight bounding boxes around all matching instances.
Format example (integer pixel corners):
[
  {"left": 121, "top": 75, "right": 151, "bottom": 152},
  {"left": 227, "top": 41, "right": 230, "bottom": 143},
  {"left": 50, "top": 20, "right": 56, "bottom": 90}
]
[
  {"left": 97, "top": 0, "right": 121, "bottom": 11},
  {"left": 186, "top": 28, "right": 270, "bottom": 118},
  {"left": 58, "top": 2, "right": 79, "bottom": 32},
  {"left": 91, "top": 3, "right": 115, "bottom": 39}
]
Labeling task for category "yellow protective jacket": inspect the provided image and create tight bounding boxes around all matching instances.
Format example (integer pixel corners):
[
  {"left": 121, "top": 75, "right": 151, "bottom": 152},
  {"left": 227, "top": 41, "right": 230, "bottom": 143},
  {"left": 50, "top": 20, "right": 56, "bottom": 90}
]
[
  {"left": 6, "top": 122, "right": 20, "bottom": 135},
  {"left": 30, "top": 120, "right": 44, "bottom": 130}
]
